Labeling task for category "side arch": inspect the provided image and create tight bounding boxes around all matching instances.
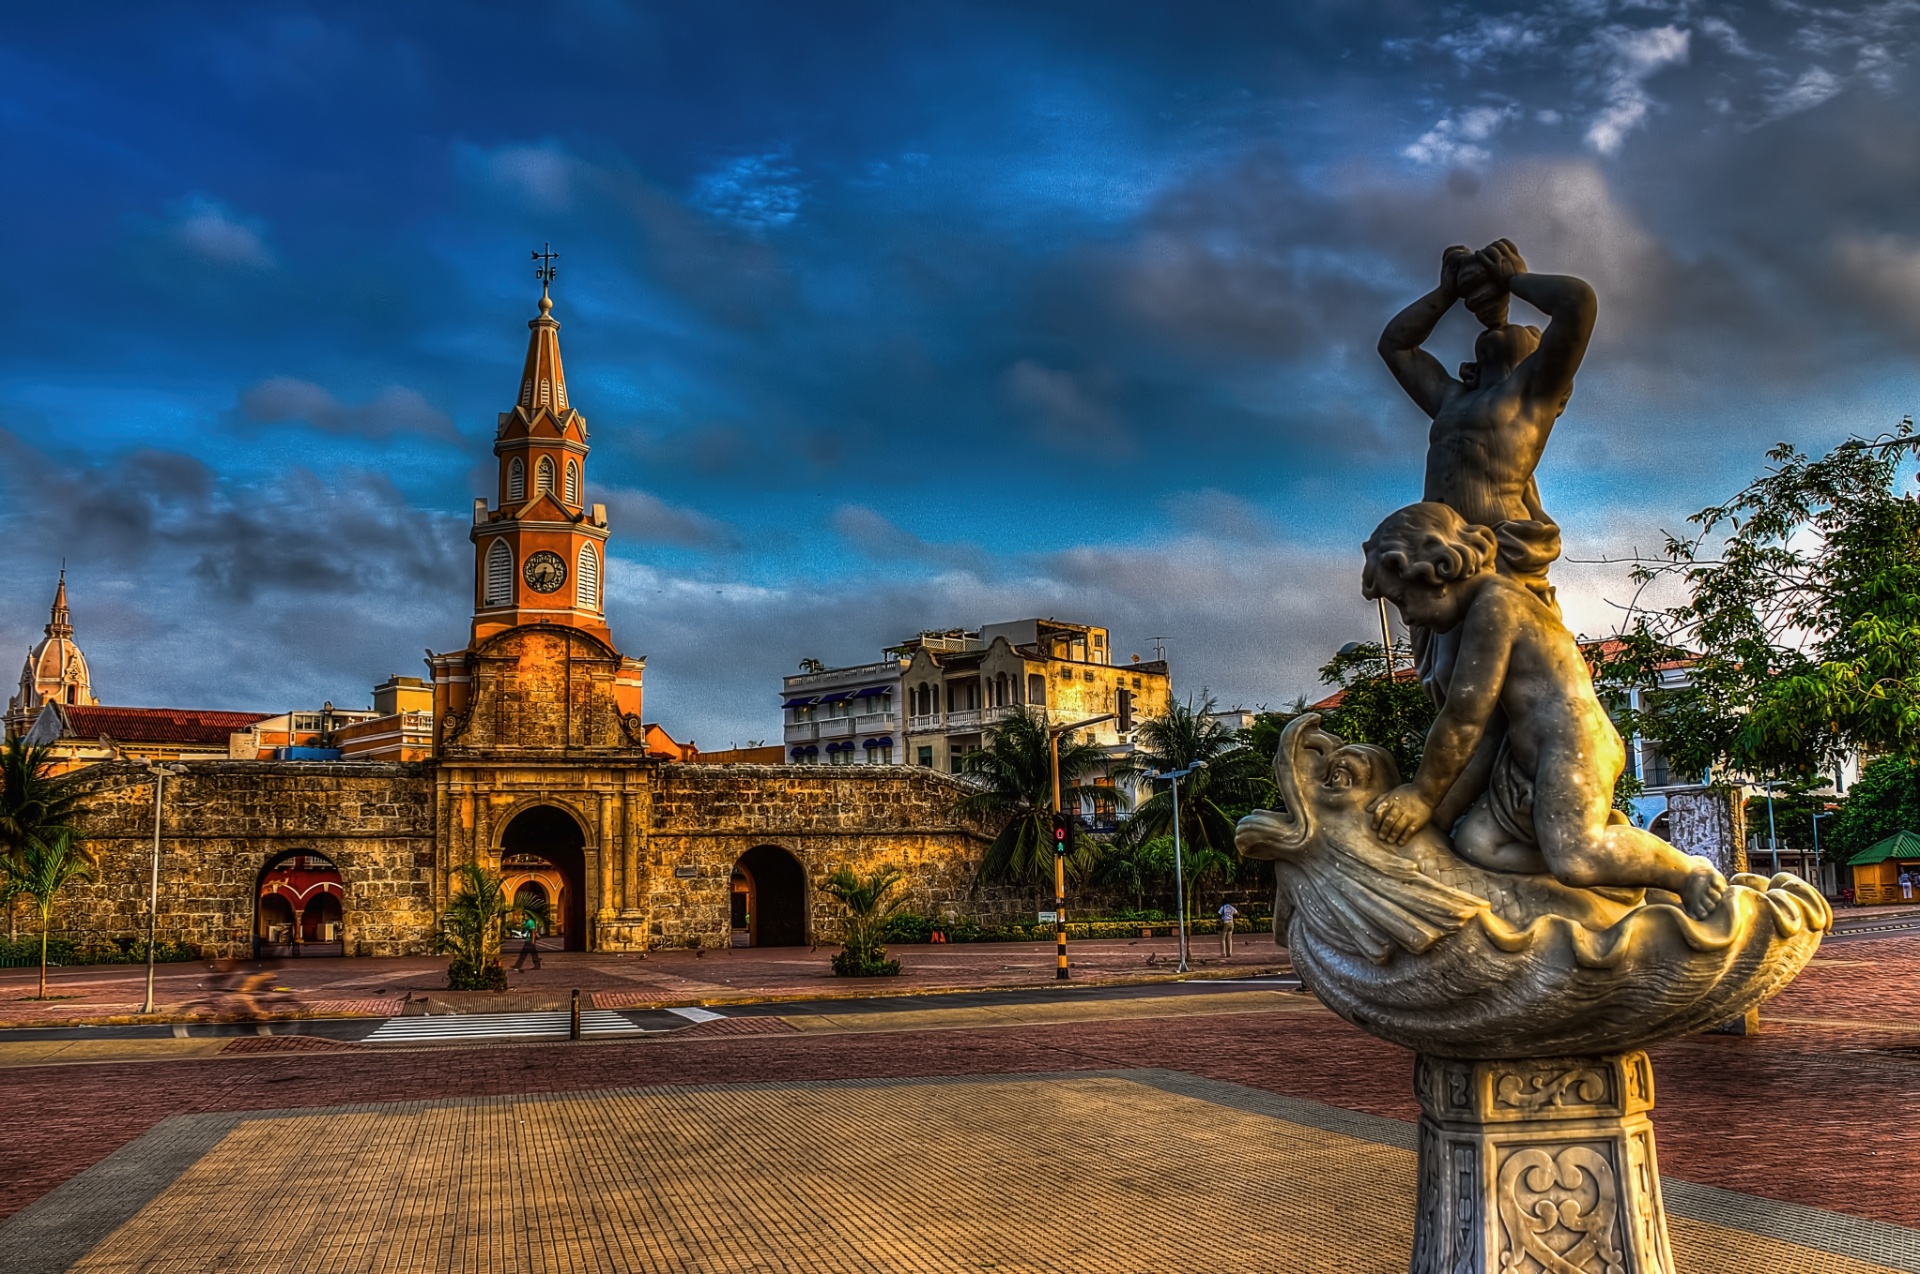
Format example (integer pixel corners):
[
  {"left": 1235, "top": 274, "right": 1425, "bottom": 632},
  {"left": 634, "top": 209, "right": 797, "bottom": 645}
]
[
  {"left": 255, "top": 849, "right": 345, "bottom": 958},
  {"left": 731, "top": 845, "right": 808, "bottom": 947}
]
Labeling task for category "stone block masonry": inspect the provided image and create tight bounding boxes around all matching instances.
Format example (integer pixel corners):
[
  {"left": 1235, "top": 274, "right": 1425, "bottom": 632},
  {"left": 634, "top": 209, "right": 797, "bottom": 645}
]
[{"left": 48, "top": 761, "right": 437, "bottom": 959}]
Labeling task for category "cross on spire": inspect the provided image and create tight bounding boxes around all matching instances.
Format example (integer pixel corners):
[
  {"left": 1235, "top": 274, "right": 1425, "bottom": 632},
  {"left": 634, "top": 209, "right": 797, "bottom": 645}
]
[{"left": 532, "top": 242, "right": 559, "bottom": 300}]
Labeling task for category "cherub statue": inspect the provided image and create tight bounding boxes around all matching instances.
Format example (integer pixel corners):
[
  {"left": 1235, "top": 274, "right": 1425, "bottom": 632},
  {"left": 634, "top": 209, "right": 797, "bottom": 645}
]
[{"left": 1360, "top": 501, "right": 1727, "bottom": 919}]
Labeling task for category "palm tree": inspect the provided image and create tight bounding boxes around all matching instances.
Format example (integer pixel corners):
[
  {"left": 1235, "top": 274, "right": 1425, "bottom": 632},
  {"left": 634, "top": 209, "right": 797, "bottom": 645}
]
[
  {"left": 0, "top": 739, "right": 86, "bottom": 942},
  {"left": 823, "top": 866, "right": 909, "bottom": 976},
  {"left": 435, "top": 861, "right": 510, "bottom": 990},
  {"left": 1115, "top": 693, "right": 1276, "bottom": 858},
  {"left": 952, "top": 708, "right": 1112, "bottom": 884},
  {"left": 12, "top": 826, "right": 93, "bottom": 999}
]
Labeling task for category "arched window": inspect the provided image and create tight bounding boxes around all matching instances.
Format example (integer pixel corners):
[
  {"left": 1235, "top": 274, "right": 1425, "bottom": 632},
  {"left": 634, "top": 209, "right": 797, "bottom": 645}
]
[
  {"left": 485, "top": 540, "right": 513, "bottom": 607},
  {"left": 536, "top": 456, "right": 555, "bottom": 496},
  {"left": 507, "top": 457, "right": 525, "bottom": 503},
  {"left": 576, "top": 543, "right": 600, "bottom": 610},
  {"left": 565, "top": 459, "right": 579, "bottom": 506}
]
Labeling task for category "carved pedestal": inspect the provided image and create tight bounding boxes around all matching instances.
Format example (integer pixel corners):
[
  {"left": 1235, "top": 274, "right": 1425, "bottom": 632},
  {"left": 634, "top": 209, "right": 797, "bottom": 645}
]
[{"left": 1411, "top": 1052, "right": 1673, "bottom": 1274}]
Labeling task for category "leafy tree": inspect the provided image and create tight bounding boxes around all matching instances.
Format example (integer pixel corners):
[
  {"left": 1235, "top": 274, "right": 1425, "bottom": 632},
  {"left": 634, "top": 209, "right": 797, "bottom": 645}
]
[
  {"left": 952, "top": 708, "right": 1110, "bottom": 885},
  {"left": 11, "top": 826, "right": 93, "bottom": 1000},
  {"left": 824, "top": 866, "right": 908, "bottom": 977},
  {"left": 0, "top": 739, "right": 86, "bottom": 941},
  {"left": 1115, "top": 693, "right": 1274, "bottom": 857},
  {"left": 1131, "top": 834, "right": 1235, "bottom": 922},
  {"left": 1609, "top": 425, "right": 1920, "bottom": 782},
  {"left": 1313, "top": 642, "right": 1435, "bottom": 779},
  {"left": 435, "top": 861, "right": 509, "bottom": 991},
  {"left": 1823, "top": 756, "right": 1920, "bottom": 864}
]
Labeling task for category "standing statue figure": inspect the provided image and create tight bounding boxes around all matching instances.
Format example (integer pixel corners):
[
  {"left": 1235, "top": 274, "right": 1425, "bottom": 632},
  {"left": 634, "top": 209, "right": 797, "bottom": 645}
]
[{"left": 1376, "top": 239, "right": 1596, "bottom": 831}]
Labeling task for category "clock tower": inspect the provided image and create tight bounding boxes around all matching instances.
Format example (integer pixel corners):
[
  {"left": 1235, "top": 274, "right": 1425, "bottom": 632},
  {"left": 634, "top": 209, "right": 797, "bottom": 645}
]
[{"left": 429, "top": 254, "right": 646, "bottom": 749}]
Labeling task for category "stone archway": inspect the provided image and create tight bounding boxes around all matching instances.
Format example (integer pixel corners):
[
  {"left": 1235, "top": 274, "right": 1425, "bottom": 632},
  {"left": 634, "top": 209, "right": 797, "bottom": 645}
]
[
  {"left": 500, "top": 805, "right": 589, "bottom": 951},
  {"left": 733, "top": 845, "right": 808, "bottom": 947},
  {"left": 255, "top": 850, "right": 345, "bottom": 958}
]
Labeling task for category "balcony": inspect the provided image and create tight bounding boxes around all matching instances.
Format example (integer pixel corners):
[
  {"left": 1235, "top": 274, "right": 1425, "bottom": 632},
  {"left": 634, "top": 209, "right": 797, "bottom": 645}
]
[
  {"left": 818, "top": 717, "right": 857, "bottom": 740},
  {"left": 785, "top": 722, "right": 820, "bottom": 743},
  {"left": 854, "top": 712, "right": 894, "bottom": 732},
  {"left": 908, "top": 714, "right": 941, "bottom": 732},
  {"left": 984, "top": 705, "right": 1030, "bottom": 726},
  {"left": 945, "top": 709, "right": 982, "bottom": 730}
]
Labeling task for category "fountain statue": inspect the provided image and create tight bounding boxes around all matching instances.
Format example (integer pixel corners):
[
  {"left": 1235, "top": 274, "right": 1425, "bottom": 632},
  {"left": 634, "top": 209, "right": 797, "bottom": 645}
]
[{"left": 1236, "top": 241, "right": 1830, "bottom": 1274}]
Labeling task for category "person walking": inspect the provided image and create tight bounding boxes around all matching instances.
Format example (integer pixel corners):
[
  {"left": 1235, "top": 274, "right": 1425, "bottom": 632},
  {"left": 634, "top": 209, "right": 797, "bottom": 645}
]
[
  {"left": 512, "top": 915, "right": 543, "bottom": 972},
  {"left": 1217, "top": 901, "right": 1240, "bottom": 958},
  {"left": 1902, "top": 868, "right": 1915, "bottom": 902}
]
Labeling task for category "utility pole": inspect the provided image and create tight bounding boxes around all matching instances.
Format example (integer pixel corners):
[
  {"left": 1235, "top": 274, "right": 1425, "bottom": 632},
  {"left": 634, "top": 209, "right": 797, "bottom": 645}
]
[
  {"left": 138, "top": 759, "right": 188, "bottom": 1016},
  {"left": 1048, "top": 713, "right": 1115, "bottom": 981}
]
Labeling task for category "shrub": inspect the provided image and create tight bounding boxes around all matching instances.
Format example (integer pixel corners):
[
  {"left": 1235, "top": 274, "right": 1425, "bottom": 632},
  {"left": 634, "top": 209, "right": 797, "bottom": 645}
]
[
  {"left": 830, "top": 949, "right": 901, "bottom": 977},
  {"left": 881, "top": 912, "right": 934, "bottom": 944},
  {"left": 824, "top": 867, "right": 909, "bottom": 978}
]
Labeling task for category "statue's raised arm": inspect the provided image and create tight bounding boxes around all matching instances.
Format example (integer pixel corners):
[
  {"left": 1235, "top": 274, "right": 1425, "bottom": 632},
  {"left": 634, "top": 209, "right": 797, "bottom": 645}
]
[
  {"left": 1477, "top": 239, "right": 1597, "bottom": 416},
  {"left": 1376, "top": 245, "right": 1473, "bottom": 419}
]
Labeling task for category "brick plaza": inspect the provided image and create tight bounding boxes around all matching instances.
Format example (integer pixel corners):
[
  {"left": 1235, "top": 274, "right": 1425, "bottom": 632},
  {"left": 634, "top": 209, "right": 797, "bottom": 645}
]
[{"left": 0, "top": 935, "right": 1914, "bottom": 1271}]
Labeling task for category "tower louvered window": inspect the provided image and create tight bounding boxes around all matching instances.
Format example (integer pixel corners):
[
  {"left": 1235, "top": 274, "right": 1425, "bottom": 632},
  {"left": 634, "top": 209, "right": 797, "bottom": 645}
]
[
  {"left": 507, "top": 458, "right": 525, "bottom": 503},
  {"left": 577, "top": 543, "right": 600, "bottom": 611},
  {"left": 536, "top": 456, "right": 555, "bottom": 496},
  {"left": 565, "top": 460, "right": 579, "bottom": 506},
  {"left": 485, "top": 540, "right": 513, "bottom": 607}
]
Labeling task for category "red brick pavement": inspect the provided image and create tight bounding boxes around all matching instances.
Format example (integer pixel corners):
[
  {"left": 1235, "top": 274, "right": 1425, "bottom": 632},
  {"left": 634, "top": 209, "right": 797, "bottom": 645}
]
[{"left": 0, "top": 938, "right": 1916, "bottom": 1234}]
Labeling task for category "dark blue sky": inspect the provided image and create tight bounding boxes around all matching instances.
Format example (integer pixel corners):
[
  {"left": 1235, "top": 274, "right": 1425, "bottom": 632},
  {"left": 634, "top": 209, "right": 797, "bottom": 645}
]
[{"left": 6, "top": 2, "right": 1920, "bottom": 745}]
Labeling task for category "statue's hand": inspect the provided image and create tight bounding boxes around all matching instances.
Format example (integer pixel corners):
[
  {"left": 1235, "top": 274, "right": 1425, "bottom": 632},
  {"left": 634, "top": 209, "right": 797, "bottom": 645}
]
[
  {"left": 1476, "top": 238, "right": 1527, "bottom": 287},
  {"left": 1440, "top": 245, "right": 1473, "bottom": 298},
  {"left": 1368, "top": 784, "right": 1434, "bottom": 846}
]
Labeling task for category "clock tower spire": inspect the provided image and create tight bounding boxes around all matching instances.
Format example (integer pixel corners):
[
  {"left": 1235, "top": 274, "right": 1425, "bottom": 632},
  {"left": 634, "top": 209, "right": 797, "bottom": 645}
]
[{"left": 467, "top": 253, "right": 613, "bottom": 647}]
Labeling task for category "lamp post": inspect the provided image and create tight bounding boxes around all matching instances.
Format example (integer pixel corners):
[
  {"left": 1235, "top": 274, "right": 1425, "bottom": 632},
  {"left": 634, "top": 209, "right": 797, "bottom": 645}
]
[
  {"left": 1764, "top": 780, "right": 1780, "bottom": 875},
  {"left": 1048, "top": 712, "right": 1115, "bottom": 981},
  {"left": 1811, "top": 808, "right": 1833, "bottom": 895},
  {"left": 137, "top": 760, "right": 188, "bottom": 1016},
  {"left": 1147, "top": 761, "right": 1208, "bottom": 973}
]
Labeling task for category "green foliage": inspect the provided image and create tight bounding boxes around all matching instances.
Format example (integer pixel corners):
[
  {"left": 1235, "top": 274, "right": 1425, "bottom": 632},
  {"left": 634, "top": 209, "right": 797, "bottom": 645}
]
[
  {"left": 436, "top": 861, "right": 510, "bottom": 991},
  {"left": 0, "top": 739, "right": 86, "bottom": 865},
  {"left": 1823, "top": 756, "right": 1920, "bottom": 863},
  {"left": 1314, "top": 642, "right": 1435, "bottom": 779},
  {"left": 1609, "top": 425, "right": 1920, "bottom": 781},
  {"left": 11, "top": 826, "right": 94, "bottom": 998},
  {"left": 1115, "top": 693, "right": 1276, "bottom": 858},
  {"left": 952, "top": 708, "right": 1111, "bottom": 885},
  {"left": 0, "top": 936, "right": 199, "bottom": 969},
  {"left": 825, "top": 866, "right": 908, "bottom": 977},
  {"left": 880, "top": 912, "right": 934, "bottom": 944}
]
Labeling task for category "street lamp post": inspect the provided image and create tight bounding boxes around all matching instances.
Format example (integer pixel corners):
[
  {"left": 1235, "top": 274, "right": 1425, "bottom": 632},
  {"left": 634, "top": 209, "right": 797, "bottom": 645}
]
[
  {"left": 1147, "top": 762, "right": 1208, "bottom": 973},
  {"left": 1811, "top": 808, "right": 1833, "bottom": 895},
  {"left": 1764, "top": 781, "right": 1781, "bottom": 875},
  {"left": 1048, "top": 712, "right": 1115, "bottom": 982},
  {"left": 138, "top": 760, "right": 188, "bottom": 1016}
]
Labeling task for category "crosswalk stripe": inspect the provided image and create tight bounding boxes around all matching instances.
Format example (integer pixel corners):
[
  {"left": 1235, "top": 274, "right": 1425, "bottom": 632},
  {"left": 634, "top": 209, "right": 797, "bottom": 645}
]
[
  {"left": 363, "top": 1010, "right": 649, "bottom": 1043},
  {"left": 667, "top": 1006, "right": 725, "bottom": 1024}
]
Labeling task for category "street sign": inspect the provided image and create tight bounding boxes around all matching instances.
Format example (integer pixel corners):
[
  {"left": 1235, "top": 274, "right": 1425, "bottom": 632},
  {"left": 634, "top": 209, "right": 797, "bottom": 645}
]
[{"left": 1037, "top": 911, "right": 1058, "bottom": 923}]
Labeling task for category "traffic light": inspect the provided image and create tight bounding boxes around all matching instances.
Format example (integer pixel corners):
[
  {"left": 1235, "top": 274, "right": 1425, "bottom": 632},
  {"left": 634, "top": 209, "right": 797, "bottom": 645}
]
[{"left": 1050, "top": 810, "right": 1072, "bottom": 855}]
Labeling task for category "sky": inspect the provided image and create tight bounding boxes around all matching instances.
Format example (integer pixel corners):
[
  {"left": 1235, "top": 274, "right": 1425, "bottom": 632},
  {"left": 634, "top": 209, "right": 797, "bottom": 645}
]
[{"left": 5, "top": 1, "right": 1920, "bottom": 748}]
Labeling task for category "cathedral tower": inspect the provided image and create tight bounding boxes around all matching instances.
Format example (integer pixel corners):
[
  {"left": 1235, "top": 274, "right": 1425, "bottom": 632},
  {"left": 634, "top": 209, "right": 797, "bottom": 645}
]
[{"left": 7, "top": 571, "right": 97, "bottom": 734}]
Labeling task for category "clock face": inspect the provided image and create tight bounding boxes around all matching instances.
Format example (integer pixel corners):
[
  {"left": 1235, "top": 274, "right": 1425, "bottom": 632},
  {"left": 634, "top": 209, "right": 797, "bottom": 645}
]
[{"left": 522, "top": 550, "right": 568, "bottom": 593}]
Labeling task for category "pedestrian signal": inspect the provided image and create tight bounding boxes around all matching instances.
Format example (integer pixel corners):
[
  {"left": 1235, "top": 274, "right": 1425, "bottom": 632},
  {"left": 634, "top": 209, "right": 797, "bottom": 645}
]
[{"left": 1051, "top": 811, "right": 1073, "bottom": 855}]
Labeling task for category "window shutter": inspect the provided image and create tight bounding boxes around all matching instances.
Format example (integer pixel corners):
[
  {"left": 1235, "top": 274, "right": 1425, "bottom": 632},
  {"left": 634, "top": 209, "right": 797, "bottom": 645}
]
[
  {"left": 507, "top": 458, "right": 525, "bottom": 503},
  {"left": 565, "top": 460, "right": 579, "bottom": 506},
  {"left": 536, "top": 456, "right": 555, "bottom": 495},
  {"left": 485, "top": 540, "right": 513, "bottom": 607},
  {"left": 577, "top": 544, "right": 600, "bottom": 610}
]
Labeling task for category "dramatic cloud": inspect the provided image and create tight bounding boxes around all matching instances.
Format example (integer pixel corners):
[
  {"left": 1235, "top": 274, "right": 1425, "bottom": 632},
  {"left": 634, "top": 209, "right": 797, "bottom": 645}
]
[
  {"left": 599, "top": 487, "right": 740, "bottom": 550},
  {"left": 1583, "top": 26, "right": 1691, "bottom": 155},
  {"left": 238, "top": 377, "right": 459, "bottom": 441}
]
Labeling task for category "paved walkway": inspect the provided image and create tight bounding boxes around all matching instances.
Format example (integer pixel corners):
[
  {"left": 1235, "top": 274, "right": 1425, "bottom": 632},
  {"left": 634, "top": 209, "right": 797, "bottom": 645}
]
[
  {"left": 0, "top": 934, "right": 1289, "bottom": 1027},
  {"left": 3, "top": 1072, "right": 1911, "bottom": 1273}
]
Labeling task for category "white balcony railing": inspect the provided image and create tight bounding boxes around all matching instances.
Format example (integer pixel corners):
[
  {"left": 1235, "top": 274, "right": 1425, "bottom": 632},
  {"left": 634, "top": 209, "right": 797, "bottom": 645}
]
[
  {"left": 908, "top": 714, "right": 941, "bottom": 732},
  {"left": 785, "top": 722, "right": 820, "bottom": 743},
  {"left": 818, "top": 717, "right": 857, "bottom": 739},
  {"left": 945, "top": 709, "right": 982, "bottom": 730},
  {"left": 854, "top": 712, "right": 894, "bottom": 732}
]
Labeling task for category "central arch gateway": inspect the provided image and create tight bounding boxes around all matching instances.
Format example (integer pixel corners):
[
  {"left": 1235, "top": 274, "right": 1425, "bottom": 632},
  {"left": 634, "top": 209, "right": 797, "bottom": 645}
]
[{"left": 498, "top": 804, "right": 589, "bottom": 951}]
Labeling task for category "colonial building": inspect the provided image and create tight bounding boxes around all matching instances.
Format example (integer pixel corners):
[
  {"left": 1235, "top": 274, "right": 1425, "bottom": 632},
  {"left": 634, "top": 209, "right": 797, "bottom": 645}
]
[
  {"left": 784, "top": 618, "right": 1173, "bottom": 776},
  {"left": 46, "top": 272, "right": 991, "bottom": 959}
]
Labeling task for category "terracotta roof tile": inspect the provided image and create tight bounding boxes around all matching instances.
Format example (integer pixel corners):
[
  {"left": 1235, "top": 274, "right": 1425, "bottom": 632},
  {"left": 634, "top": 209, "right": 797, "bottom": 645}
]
[{"left": 59, "top": 705, "right": 273, "bottom": 746}]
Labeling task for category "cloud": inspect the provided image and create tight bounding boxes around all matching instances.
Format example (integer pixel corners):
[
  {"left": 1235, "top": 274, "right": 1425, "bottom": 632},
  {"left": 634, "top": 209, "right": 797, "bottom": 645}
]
[
  {"left": 468, "top": 140, "right": 584, "bottom": 209},
  {"left": 169, "top": 194, "right": 274, "bottom": 268},
  {"left": 1404, "top": 104, "right": 1520, "bottom": 168},
  {"left": 238, "top": 377, "right": 458, "bottom": 441},
  {"left": 691, "top": 149, "right": 805, "bottom": 232},
  {"left": 1833, "top": 232, "right": 1920, "bottom": 337},
  {"left": 831, "top": 505, "right": 983, "bottom": 569},
  {"left": 1001, "top": 358, "right": 1132, "bottom": 453},
  {"left": 599, "top": 486, "right": 740, "bottom": 549},
  {"left": 1763, "top": 66, "right": 1844, "bottom": 121},
  {"left": 1583, "top": 25, "right": 1690, "bottom": 155}
]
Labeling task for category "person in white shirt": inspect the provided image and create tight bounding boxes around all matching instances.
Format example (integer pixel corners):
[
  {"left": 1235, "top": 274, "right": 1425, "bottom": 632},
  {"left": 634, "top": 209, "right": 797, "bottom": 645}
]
[{"left": 1217, "top": 901, "right": 1240, "bottom": 957}]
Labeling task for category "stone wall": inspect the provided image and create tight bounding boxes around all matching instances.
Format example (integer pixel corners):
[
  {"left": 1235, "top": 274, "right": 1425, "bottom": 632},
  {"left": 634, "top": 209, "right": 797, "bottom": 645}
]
[
  {"left": 50, "top": 761, "right": 436, "bottom": 958},
  {"left": 642, "top": 764, "right": 991, "bottom": 949}
]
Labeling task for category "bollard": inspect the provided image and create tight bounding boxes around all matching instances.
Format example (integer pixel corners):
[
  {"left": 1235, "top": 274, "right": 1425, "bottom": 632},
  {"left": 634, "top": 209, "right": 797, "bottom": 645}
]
[{"left": 570, "top": 988, "right": 581, "bottom": 1041}]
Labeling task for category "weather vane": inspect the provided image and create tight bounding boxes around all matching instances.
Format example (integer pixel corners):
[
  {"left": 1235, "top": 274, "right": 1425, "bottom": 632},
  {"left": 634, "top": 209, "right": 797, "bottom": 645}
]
[{"left": 532, "top": 242, "right": 558, "bottom": 299}]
